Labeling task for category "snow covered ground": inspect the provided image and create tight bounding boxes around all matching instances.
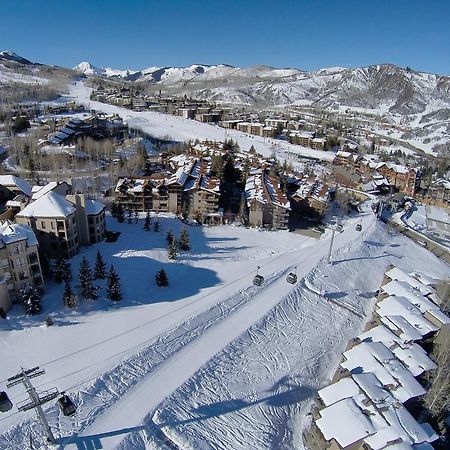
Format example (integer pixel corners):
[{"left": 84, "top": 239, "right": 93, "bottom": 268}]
[
  {"left": 67, "top": 82, "right": 335, "bottom": 166},
  {"left": 392, "top": 203, "right": 450, "bottom": 249},
  {"left": 0, "top": 206, "right": 448, "bottom": 450}
]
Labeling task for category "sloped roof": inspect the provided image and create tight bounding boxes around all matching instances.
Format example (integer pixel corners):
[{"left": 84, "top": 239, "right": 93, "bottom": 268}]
[
  {"left": 0, "top": 175, "right": 32, "bottom": 196},
  {"left": 84, "top": 198, "right": 105, "bottom": 215},
  {"left": 17, "top": 191, "right": 75, "bottom": 219},
  {"left": 0, "top": 221, "right": 38, "bottom": 247}
]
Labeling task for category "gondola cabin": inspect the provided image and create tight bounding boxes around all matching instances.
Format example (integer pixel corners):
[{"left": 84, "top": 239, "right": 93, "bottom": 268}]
[
  {"left": 253, "top": 274, "right": 264, "bottom": 286},
  {"left": 355, "top": 223, "right": 362, "bottom": 232},
  {"left": 286, "top": 273, "right": 297, "bottom": 284},
  {"left": 58, "top": 394, "right": 77, "bottom": 417},
  {"left": 0, "top": 391, "right": 13, "bottom": 412}
]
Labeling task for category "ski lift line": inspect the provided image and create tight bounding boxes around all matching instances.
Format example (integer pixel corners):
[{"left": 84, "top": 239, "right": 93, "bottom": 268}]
[
  {"left": 3, "top": 240, "right": 308, "bottom": 380},
  {"left": 21, "top": 234, "right": 348, "bottom": 399},
  {"left": 1, "top": 217, "right": 372, "bottom": 398}
]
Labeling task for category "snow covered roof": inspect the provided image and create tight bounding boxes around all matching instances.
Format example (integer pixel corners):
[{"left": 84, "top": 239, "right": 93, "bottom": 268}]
[
  {"left": 381, "top": 280, "right": 448, "bottom": 324},
  {"left": 84, "top": 198, "right": 105, "bottom": 215},
  {"left": 316, "top": 397, "right": 378, "bottom": 447},
  {"left": 392, "top": 344, "right": 436, "bottom": 377},
  {"left": 318, "top": 377, "right": 360, "bottom": 406},
  {"left": 335, "top": 150, "right": 352, "bottom": 158},
  {"left": 245, "top": 170, "right": 289, "bottom": 209},
  {"left": 17, "top": 191, "right": 76, "bottom": 219},
  {"left": 341, "top": 341, "right": 426, "bottom": 403},
  {"left": 0, "top": 221, "right": 38, "bottom": 247},
  {"left": 377, "top": 296, "right": 438, "bottom": 337},
  {"left": 0, "top": 175, "right": 32, "bottom": 196},
  {"left": 385, "top": 267, "right": 434, "bottom": 296},
  {"left": 381, "top": 280, "right": 437, "bottom": 312},
  {"left": 31, "top": 181, "right": 58, "bottom": 200}
]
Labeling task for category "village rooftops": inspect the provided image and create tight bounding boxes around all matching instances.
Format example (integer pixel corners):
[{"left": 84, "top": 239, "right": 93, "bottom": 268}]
[
  {"left": 316, "top": 397, "right": 378, "bottom": 448},
  {"left": 16, "top": 191, "right": 76, "bottom": 219},
  {"left": 340, "top": 341, "right": 426, "bottom": 403},
  {"left": 381, "top": 280, "right": 449, "bottom": 325},
  {"left": 245, "top": 169, "right": 289, "bottom": 209},
  {"left": 384, "top": 267, "right": 434, "bottom": 296},
  {"left": 358, "top": 325, "right": 436, "bottom": 376},
  {"left": 0, "top": 221, "right": 38, "bottom": 247},
  {"left": 377, "top": 296, "right": 439, "bottom": 337},
  {"left": 316, "top": 357, "right": 438, "bottom": 449},
  {"left": 0, "top": 175, "right": 32, "bottom": 197}
]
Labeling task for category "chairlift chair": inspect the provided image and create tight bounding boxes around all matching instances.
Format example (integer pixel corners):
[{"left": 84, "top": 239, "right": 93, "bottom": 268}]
[
  {"left": 57, "top": 394, "right": 77, "bottom": 417},
  {"left": 253, "top": 266, "right": 264, "bottom": 286},
  {"left": 286, "top": 273, "right": 297, "bottom": 284},
  {"left": 0, "top": 391, "right": 13, "bottom": 413}
]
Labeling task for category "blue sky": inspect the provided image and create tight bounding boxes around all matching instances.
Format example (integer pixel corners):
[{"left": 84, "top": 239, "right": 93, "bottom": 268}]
[{"left": 1, "top": 0, "right": 449, "bottom": 74}]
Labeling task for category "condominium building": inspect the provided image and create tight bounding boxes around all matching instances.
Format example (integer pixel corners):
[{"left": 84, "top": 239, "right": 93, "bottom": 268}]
[{"left": 0, "top": 222, "right": 44, "bottom": 312}]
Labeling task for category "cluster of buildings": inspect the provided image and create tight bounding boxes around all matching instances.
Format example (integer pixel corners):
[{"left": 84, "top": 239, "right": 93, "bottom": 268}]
[
  {"left": 333, "top": 150, "right": 420, "bottom": 196},
  {"left": 115, "top": 153, "right": 222, "bottom": 225},
  {"left": 305, "top": 265, "right": 450, "bottom": 450},
  {"left": 0, "top": 175, "right": 106, "bottom": 313},
  {"left": 113, "top": 141, "right": 332, "bottom": 229},
  {"left": 90, "top": 85, "right": 331, "bottom": 150},
  {"left": 244, "top": 168, "right": 290, "bottom": 229},
  {"left": 42, "top": 113, "right": 125, "bottom": 146}
]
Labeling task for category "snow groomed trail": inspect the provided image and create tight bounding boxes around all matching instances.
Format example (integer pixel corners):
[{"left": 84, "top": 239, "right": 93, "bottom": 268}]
[{"left": 61, "top": 212, "right": 375, "bottom": 449}]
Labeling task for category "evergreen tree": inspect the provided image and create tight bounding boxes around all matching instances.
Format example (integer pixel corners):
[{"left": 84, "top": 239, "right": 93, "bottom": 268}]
[
  {"left": 63, "top": 282, "right": 76, "bottom": 308},
  {"left": 155, "top": 268, "right": 169, "bottom": 287},
  {"left": 179, "top": 228, "right": 191, "bottom": 251},
  {"left": 106, "top": 265, "right": 122, "bottom": 301},
  {"left": 168, "top": 238, "right": 178, "bottom": 260},
  {"left": 143, "top": 210, "right": 152, "bottom": 231},
  {"left": 20, "top": 286, "right": 41, "bottom": 315},
  {"left": 94, "top": 251, "right": 106, "bottom": 280},
  {"left": 153, "top": 220, "right": 160, "bottom": 232},
  {"left": 78, "top": 256, "right": 95, "bottom": 300},
  {"left": 117, "top": 203, "right": 125, "bottom": 223},
  {"left": 127, "top": 205, "right": 133, "bottom": 224},
  {"left": 134, "top": 206, "right": 139, "bottom": 223},
  {"left": 166, "top": 229, "right": 174, "bottom": 244},
  {"left": 53, "top": 254, "right": 72, "bottom": 284}
]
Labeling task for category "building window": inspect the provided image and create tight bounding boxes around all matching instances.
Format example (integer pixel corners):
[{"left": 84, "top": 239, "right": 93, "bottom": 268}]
[
  {"left": 19, "top": 271, "right": 27, "bottom": 280},
  {"left": 41, "top": 221, "right": 46, "bottom": 229},
  {"left": 16, "top": 257, "right": 26, "bottom": 268},
  {"left": 51, "top": 222, "right": 55, "bottom": 229}
]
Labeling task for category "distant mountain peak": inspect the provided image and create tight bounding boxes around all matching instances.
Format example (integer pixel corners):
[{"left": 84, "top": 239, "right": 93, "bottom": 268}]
[{"left": 0, "top": 51, "right": 33, "bottom": 64}]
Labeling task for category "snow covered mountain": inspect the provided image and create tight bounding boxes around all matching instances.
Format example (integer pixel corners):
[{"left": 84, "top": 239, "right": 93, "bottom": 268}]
[
  {"left": 0, "top": 50, "right": 33, "bottom": 65},
  {"left": 73, "top": 59, "right": 450, "bottom": 115}
]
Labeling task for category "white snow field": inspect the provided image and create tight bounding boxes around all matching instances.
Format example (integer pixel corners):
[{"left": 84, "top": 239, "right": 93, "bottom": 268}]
[
  {"left": 0, "top": 207, "right": 448, "bottom": 450},
  {"left": 68, "top": 82, "right": 335, "bottom": 164}
]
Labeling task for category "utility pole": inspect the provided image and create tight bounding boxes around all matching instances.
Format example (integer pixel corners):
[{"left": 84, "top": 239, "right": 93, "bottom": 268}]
[{"left": 7, "top": 367, "right": 59, "bottom": 446}]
